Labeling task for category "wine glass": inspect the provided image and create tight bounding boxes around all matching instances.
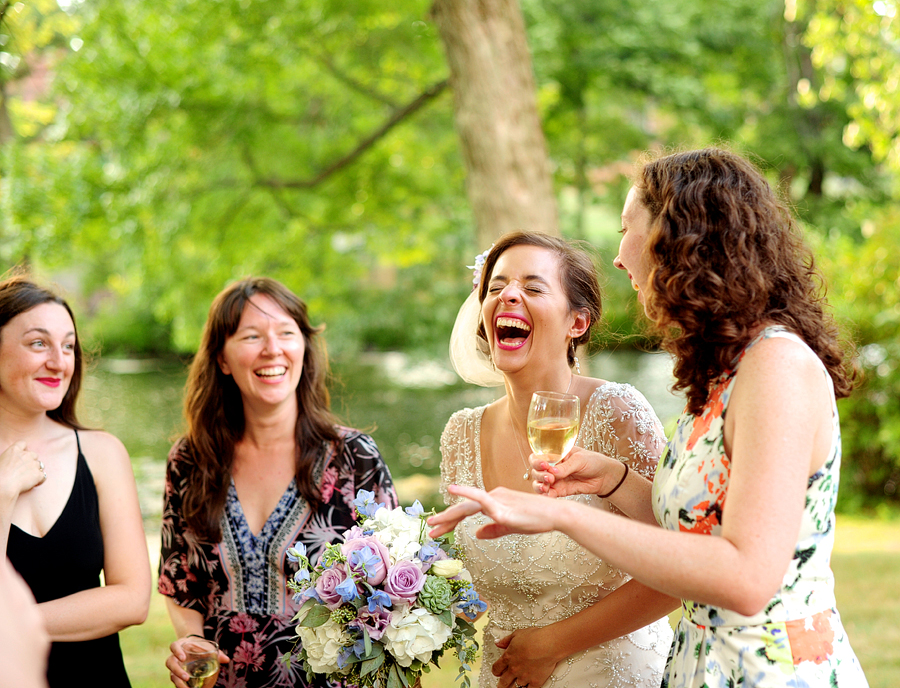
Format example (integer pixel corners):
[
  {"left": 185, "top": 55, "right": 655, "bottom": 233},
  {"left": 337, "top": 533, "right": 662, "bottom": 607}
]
[
  {"left": 527, "top": 391, "right": 580, "bottom": 466},
  {"left": 181, "top": 636, "right": 220, "bottom": 688}
]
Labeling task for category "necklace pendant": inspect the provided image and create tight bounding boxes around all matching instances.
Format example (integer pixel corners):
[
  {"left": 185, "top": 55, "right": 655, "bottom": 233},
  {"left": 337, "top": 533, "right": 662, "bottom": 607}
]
[{"left": 523, "top": 471, "right": 530, "bottom": 480}]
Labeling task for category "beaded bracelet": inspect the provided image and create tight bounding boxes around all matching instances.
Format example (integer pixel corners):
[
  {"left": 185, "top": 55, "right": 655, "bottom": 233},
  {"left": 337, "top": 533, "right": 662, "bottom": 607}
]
[{"left": 598, "top": 462, "right": 629, "bottom": 499}]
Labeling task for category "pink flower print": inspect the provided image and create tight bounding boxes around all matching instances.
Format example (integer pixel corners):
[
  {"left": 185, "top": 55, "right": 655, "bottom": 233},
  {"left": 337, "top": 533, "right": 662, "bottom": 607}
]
[
  {"left": 158, "top": 576, "right": 175, "bottom": 596},
  {"left": 228, "top": 613, "right": 260, "bottom": 634},
  {"left": 320, "top": 466, "right": 338, "bottom": 503},
  {"left": 339, "top": 478, "right": 357, "bottom": 509},
  {"left": 232, "top": 639, "right": 265, "bottom": 672}
]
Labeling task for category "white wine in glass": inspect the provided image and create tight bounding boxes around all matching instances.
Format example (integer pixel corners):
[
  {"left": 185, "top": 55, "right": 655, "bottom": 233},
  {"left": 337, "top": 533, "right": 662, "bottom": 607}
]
[
  {"left": 527, "top": 391, "right": 580, "bottom": 465},
  {"left": 182, "top": 637, "right": 220, "bottom": 688}
]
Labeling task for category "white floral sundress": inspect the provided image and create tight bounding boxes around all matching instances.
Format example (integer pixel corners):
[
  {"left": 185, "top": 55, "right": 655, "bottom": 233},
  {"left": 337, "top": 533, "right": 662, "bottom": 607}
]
[{"left": 653, "top": 327, "right": 869, "bottom": 687}]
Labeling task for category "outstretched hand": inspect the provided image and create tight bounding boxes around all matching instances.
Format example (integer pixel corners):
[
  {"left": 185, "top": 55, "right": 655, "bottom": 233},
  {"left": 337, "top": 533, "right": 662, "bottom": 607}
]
[{"left": 427, "top": 485, "right": 557, "bottom": 540}]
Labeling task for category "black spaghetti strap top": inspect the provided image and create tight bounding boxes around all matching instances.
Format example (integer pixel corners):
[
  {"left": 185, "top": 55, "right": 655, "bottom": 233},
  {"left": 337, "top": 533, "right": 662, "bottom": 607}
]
[{"left": 7, "top": 429, "right": 131, "bottom": 687}]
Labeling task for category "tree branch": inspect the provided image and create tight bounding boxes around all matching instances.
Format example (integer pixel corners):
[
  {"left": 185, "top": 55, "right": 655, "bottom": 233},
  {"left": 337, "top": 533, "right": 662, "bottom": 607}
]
[
  {"left": 311, "top": 51, "right": 400, "bottom": 109},
  {"left": 253, "top": 78, "right": 448, "bottom": 190}
]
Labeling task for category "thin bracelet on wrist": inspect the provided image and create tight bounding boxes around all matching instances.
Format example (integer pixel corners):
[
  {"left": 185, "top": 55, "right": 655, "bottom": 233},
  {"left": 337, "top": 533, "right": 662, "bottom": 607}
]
[{"left": 598, "top": 462, "right": 629, "bottom": 499}]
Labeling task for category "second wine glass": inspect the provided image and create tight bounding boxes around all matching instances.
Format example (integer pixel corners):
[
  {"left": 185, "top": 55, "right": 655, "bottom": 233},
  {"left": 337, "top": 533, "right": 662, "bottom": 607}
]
[
  {"left": 181, "top": 636, "right": 220, "bottom": 688},
  {"left": 527, "top": 391, "right": 580, "bottom": 466}
]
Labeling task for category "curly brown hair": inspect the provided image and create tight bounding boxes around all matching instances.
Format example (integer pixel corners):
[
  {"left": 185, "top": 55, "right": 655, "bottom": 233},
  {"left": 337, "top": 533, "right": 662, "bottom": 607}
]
[
  {"left": 634, "top": 148, "right": 856, "bottom": 415},
  {"left": 476, "top": 231, "right": 603, "bottom": 366},
  {"left": 180, "top": 277, "right": 340, "bottom": 541}
]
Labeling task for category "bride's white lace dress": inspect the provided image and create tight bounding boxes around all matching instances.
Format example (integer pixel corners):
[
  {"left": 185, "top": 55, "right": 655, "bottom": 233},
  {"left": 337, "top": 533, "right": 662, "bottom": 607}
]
[{"left": 440, "top": 382, "right": 674, "bottom": 688}]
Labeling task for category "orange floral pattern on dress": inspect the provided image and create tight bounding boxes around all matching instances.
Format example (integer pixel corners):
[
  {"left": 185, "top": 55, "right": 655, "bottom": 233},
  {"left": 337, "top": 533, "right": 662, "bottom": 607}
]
[
  {"left": 686, "top": 376, "right": 730, "bottom": 451},
  {"left": 786, "top": 609, "right": 835, "bottom": 665}
]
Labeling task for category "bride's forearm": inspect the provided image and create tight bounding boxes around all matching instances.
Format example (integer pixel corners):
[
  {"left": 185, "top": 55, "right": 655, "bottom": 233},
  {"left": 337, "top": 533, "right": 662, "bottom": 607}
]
[{"left": 539, "top": 579, "right": 678, "bottom": 661}]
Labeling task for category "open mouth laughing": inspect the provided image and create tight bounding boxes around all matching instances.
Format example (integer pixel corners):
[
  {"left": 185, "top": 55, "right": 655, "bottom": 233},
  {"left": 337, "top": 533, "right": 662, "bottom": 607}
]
[{"left": 495, "top": 316, "right": 532, "bottom": 349}]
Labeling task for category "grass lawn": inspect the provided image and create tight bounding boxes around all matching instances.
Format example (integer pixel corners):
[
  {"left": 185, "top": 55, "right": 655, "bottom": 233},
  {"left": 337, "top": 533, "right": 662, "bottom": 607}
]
[{"left": 122, "top": 515, "right": 899, "bottom": 687}]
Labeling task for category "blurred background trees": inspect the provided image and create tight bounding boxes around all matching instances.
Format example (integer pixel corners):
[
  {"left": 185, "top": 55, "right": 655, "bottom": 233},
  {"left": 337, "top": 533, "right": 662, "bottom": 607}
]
[{"left": 1, "top": 0, "right": 898, "bottom": 506}]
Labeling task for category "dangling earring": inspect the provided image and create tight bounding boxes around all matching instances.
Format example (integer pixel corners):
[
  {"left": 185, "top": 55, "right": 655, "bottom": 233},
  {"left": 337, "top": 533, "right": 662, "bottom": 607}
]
[{"left": 570, "top": 340, "right": 581, "bottom": 375}]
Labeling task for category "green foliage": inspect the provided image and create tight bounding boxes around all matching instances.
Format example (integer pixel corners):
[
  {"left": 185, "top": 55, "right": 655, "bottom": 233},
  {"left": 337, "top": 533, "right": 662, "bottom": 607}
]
[
  {"left": 3, "top": 0, "right": 899, "bottom": 503},
  {"left": 804, "top": 0, "right": 900, "bottom": 175},
  {"left": 817, "top": 203, "right": 900, "bottom": 505}
]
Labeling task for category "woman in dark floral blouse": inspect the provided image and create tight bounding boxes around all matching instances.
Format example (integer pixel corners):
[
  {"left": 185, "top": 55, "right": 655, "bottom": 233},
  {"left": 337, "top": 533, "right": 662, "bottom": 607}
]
[{"left": 159, "top": 277, "right": 396, "bottom": 688}]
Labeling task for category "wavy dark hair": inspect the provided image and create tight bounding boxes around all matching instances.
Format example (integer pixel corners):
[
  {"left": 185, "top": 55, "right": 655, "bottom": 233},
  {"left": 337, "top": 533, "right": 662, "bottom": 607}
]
[
  {"left": 476, "top": 231, "right": 603, "bottom": 366},
  {"left": 180, "top": 277, "right": 340, "bottom": 541},
  {"left": 634, "top": 148, "right": 856, "bottom": 415},
  {"left": 0, "top": 272, "right": 86, "bottom": 430}
]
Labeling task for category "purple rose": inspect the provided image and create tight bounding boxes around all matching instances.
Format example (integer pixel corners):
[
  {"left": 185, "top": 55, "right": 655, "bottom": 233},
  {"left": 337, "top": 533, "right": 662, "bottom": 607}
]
[
  {"left": 315, "top": 566, "right": 349, "bottom": 609},
  {"left": 384, "top": 561, "right": 425, "bottom": 604},
  {"left": 350, "top": 607, "right": 392, "bottom": 641},
  {"left": 343, "top": 536, "right": 390, "bottom": 586}
]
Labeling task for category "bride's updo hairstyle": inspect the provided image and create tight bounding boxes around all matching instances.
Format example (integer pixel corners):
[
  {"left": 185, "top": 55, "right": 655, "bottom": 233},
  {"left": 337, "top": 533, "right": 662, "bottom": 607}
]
[
  {"left": 476, "top": 231, "right": 603, "bottom": 366},
  {"left": 633, "top": 148, "right": 856, "bottom": 415}
]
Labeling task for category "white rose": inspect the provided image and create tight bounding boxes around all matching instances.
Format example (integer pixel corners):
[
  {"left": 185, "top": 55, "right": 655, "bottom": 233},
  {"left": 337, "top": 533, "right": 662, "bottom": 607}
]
[
  {"left": 429, "top": 559, "right": 463, "bottom": 578},
  {"left": 297, "top": 617, "right": 349, "bottom": 674},
  {"left": 382, "top": 607, "right": 453, "bottom": 667}
]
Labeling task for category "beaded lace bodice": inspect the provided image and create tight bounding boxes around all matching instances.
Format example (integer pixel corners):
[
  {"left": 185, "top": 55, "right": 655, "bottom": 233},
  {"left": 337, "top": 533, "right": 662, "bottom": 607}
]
[{"left": 440, "top": 382, "right": 673, "bottom": 687}]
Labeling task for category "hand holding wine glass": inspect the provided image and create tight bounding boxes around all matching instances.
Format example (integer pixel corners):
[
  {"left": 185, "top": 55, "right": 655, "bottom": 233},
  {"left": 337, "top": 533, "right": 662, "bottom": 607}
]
[
  {"left": 180, "top": 636, "right": 220, "bottom": 688},
  {"left": 527, "top": 391, "right": 580, "bottom": 466}
]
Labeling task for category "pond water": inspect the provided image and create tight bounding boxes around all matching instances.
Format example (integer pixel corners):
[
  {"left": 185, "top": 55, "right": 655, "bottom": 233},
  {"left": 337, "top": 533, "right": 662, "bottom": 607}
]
[{"left": 77, "top": 350, "right": 680, "bottom": 530}]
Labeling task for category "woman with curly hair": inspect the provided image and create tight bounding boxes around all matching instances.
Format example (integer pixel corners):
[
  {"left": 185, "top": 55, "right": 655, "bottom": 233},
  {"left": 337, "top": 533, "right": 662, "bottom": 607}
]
[
  {"left": 429, "top": 148, "right": 869, "bottom": 687},
  {"left": 159, "top": 277, "right": 396, "bottom": 688}
]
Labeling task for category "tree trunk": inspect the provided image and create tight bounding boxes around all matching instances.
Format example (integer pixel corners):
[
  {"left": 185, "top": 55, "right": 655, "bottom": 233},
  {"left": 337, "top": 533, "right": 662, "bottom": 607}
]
[{"left": 431, "top": 0, "right": 559, "bottom": 247}]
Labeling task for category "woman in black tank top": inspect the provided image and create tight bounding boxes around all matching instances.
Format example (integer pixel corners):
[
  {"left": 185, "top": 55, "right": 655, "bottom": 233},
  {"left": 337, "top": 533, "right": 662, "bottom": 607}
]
[{"left": 0, "top": 274, "right": 151, "bottom": 687}]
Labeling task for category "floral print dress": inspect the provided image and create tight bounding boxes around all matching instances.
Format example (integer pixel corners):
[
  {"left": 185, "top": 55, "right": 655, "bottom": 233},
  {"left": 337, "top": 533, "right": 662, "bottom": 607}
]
[
  {"left": 653, "top": 327, "right": 869, "bottom": 688},
  {"left": 158, "top": 427, "right": 397, "bottom": 688}
]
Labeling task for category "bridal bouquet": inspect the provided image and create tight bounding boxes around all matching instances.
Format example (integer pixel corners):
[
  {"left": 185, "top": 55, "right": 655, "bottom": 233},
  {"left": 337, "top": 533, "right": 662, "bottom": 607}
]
[{"left": 286, "top": 490, "right": 486, "bottom": 688}]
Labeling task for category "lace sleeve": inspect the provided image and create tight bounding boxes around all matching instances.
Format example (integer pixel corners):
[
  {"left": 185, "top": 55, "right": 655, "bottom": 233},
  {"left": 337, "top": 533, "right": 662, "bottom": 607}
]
[
  {"left": 439, "top": 408, "right": 478, "bottom": 506},
  {"left": 581, "top": 382, "right": 667, "bottom": 479}
]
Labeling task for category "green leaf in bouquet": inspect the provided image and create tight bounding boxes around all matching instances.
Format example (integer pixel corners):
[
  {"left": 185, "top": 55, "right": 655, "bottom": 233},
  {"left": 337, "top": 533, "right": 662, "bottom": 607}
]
[
  {"left": 455, "top": 618, "right": 477, "bottom": 636},
  {"left": 360, "top": 647, "right": 385, "bottom": 677},
  {"left": 299, "top": 604, "right": 332, "bottom": 628},
  {"left": 387, "top": 664, "right": 404, "bottom": 688},
  {"left": 437, "top": 609, "right": 453, "bottom": 627},
  {"left": 292, "top": 598, "right": 317, "bottom": 622}
]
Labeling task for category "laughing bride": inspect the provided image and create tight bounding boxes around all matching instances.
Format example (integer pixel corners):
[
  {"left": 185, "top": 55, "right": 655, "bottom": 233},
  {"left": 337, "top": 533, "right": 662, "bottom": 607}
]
[{"left": 440, "top": 231, "right": 675, "bottom": 688}]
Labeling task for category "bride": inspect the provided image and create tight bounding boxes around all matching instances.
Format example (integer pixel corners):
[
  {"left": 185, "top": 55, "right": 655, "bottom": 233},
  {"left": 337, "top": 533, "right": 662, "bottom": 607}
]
[{"left": 440, "top": 231, "right": 676, "bottom": 688}]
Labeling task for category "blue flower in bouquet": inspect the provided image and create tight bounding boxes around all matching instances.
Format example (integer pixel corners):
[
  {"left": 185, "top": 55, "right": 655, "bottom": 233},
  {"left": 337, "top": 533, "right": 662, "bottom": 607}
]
[
  {"left": 335, "top": 577, "right": 361, "bottom": 603},
  {"left": 353, "top": 490, "right": 385, "bottom": 518},
  {"left": 366, "top": 590, "right": 392, "bottom": 612},
  {"left": 286, "top": 489, "right": 486, "bottom": 688},
  {"left": 343, "top": 536, "right": 390, "bottom": 586},
  {"left": 404, "top": 500, "right": 424, "bottom": 517},
  {"left": 286, "top": 542, "right": 307, "bottom": 562},
  {"left": 455, "top": 584, "right": 488, "bottom": 621}
]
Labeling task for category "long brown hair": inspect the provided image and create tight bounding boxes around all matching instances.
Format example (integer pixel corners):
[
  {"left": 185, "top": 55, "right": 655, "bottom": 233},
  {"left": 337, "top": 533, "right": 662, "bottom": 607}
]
[
  {"left": 0, "top": 273, "right": 87, "bottom": 429},
  {"left": 634, "top": 148, "right": 856, "bottom": 415},
  {"left": 476, "top": 231, "right": 603, "bottom": 366},
  {"left": 180, "top": 277, "right": 340, "bottom": 541}
]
